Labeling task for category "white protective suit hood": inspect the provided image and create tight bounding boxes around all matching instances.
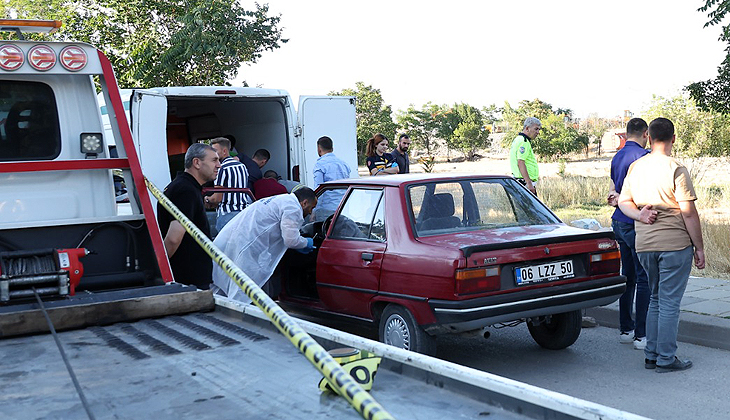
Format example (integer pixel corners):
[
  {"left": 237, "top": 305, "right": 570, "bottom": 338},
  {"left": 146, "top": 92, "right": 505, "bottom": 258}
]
[{"left": 212, "top": 193, "right": 308, "bottom": 302}]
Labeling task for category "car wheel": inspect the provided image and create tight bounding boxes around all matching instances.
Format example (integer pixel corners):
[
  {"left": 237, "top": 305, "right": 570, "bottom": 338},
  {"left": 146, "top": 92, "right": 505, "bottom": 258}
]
[
  {"left": 379, "top": 304, "right": 436, "bottom": 355},
  {"left": 527, "top": 310, "right": 582, "bottom": 350}
]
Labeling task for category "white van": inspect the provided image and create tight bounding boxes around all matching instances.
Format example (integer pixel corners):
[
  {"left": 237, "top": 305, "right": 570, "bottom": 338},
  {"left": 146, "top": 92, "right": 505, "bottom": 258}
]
[{"left": 99, "top": 87, "right": 358, "bottom": 195}]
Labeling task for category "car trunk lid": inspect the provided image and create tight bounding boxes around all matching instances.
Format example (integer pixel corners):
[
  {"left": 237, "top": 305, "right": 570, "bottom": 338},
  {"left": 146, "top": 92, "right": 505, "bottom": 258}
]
[{"left": 415, "top": 223, "right": 616, "bottom": 268}]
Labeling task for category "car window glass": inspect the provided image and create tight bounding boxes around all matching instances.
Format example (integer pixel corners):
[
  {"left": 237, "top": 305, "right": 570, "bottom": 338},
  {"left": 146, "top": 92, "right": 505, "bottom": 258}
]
[
  {"left": 409, "top": 185, "right": 426, "bottom": 220},
  {"left": 471, "top": 181, "right": 517, "bottom": 225},
  {"left": 369, "top": 195, "right": 385, "bottom": 241},
  {"left": 313, "top": 186, "right": 348, "bottom": 222},
  {"left": 0, "top": 81, "right": 61, "bottom": 161},
  {"left": 331, "top": 188, "right": 383, "bottom": 240},
  {"left": 409, "top": 179, "right": 559, "bottom": 236},
  {"left": 433, "top": 182, "right": 464, "bottom": 221}
]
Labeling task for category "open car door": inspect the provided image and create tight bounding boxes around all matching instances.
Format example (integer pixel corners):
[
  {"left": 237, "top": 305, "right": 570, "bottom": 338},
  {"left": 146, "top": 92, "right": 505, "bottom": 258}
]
[{"left": 316, "top": 187, "right": 386, "bottom": 318}]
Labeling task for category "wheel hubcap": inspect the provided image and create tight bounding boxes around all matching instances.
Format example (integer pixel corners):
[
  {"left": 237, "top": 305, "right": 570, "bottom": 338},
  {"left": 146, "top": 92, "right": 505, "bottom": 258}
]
[{"left": 384, "top": 314, "right": 410, "bottom": 349}]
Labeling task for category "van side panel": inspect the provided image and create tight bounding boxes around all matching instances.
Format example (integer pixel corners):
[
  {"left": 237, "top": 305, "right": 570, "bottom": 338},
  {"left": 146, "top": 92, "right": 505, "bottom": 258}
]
[
  {"left": 298, "top": 96, "right": 358, "bottom": 187},
  {"left": 131, "top": 92, "right": 170, "bottom": 204}
]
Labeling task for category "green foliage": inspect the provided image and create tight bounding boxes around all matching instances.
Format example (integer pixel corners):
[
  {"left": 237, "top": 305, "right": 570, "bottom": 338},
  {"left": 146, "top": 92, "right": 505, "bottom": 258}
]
[
  {"left": 642, "top": 94, "right": 730, "bottom": 157},
  {"left": 4, "top": 0, "right": 286, "bottom": 87},
  {"left": 687, "top": 1, "right": 730, "bottom": 113},
  {"left": 502, "top": 99, "right": 587, "bottom": 160},
  {"left": 330, "top": 82, "right": 398, "bottom": 161},
  {"left": 395, "top": 102, "right": 442, "bottom": 155},
  {"left": 481, "top": 104, "right": 502, "bottom": 125},
  {"left": 557, "top": 159, "right": 566, "bottom": 177},
  {"left": 449, "top": 103, "right": 491, "bottom": 160}
]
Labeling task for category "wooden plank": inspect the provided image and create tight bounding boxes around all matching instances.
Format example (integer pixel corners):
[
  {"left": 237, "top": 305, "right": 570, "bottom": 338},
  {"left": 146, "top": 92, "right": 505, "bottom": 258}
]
[{"left": 0, "top": 290, "right": 215, "bottom": 337}]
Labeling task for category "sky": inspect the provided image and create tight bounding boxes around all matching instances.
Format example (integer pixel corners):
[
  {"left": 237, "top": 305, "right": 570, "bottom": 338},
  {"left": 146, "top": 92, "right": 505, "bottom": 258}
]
[{"left": 235, "top": 1, "right": 727, "bottom": 119}]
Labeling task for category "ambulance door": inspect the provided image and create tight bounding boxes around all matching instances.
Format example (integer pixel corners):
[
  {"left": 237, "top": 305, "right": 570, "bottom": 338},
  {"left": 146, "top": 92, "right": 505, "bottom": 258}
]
[
  {"left": 129, "top": 90, "right": 170, "bottom": 209},
  {"left": 297, "top": 96, "right": 358, "bottom": 187}
]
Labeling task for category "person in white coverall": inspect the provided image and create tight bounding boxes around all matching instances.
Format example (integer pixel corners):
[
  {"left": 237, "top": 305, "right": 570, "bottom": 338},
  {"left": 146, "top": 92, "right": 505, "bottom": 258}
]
[{"left": 212, "top": 187, "right": 318, "bottom": 303}]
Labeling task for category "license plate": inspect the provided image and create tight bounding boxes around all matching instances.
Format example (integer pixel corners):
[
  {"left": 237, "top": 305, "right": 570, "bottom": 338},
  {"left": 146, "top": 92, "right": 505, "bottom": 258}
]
[{"left": 515, "top": 260, "right": 575, "bottom": 285}]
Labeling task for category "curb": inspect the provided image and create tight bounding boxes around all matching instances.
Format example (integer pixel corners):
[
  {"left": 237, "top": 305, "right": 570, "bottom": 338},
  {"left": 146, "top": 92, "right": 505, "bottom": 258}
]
[{"left": 584, "top": 305, "right": 730, "bottom": 352}]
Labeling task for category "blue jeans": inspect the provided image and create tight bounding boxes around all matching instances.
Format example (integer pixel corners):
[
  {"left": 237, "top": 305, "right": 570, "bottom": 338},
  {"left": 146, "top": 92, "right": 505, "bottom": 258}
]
[
  {"left": 215, "top": 210, "right": 240, "bottom": 232},
  {"left": 612, "top": 220, "right": 649, "bottom": 338},
  {"left": 638, "top": 246, "right": 693, "bottom": 365}
]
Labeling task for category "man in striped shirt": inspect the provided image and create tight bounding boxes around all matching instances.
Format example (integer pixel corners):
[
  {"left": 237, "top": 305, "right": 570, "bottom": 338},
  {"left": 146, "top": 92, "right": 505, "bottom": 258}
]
[{"left": 210, "top": 137, "right": 251, "bottom": 231}]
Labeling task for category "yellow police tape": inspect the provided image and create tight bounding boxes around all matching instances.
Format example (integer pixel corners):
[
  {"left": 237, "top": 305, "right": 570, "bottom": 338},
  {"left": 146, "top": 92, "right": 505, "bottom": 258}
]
[{"left": 146, "top": 177, "right": 395, "bottom": 420}]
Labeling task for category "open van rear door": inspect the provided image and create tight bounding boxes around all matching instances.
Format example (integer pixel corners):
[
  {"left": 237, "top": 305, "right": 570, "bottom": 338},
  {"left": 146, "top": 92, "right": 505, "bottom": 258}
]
[
  {"left": 298, "top": 96, "right": 358, "bottom": 187},
  {"left": 129, "top": 89, "right": 170, "bottom": 207}
]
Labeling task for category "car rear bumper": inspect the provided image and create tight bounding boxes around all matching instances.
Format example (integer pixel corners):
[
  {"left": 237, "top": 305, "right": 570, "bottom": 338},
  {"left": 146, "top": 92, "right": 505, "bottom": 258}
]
[{"left": 425, "top": 275, "right": 626, "bottom": 334}]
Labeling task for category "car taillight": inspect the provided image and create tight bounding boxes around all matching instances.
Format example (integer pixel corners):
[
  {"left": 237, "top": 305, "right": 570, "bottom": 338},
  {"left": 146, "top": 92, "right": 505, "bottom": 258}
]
[
  {"left": 590, "top": 250, "right": 621, "bottom": 275},
  {"left": 455, "top": 267, "right": 501, "bottom": 295}
]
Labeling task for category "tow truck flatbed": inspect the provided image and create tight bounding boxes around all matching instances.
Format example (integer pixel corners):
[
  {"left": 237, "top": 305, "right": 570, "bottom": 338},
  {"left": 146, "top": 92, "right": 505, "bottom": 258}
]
[{"left": 1, "top": 292, "right": 649, "bottom": 420}]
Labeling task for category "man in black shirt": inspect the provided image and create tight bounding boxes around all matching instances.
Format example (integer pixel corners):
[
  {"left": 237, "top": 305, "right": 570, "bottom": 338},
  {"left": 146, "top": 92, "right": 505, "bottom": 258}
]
[
  {"left": 391, "top": 134, "right": 411, "bottom": 174},
  {"left": 157, "top": 143, "right": 221, "bottom": 289}
]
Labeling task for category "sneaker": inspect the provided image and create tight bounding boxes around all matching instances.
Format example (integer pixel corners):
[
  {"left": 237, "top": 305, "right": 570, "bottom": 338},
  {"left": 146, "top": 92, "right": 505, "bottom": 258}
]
[
  {"left": 645, "top": 359, "right": 657, "bottom": 369},
  {"left": 656, "top": 357, "right": 692, "bottom": 373},
  {"left": 633, "top": 336, "right": 646, "bottom": 350},
  {"left": 619, "top": 330, "right": 634, "bottom": 344}
]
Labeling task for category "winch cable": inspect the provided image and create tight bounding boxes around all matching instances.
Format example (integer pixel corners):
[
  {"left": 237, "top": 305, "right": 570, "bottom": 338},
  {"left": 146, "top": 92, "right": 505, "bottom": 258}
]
[
  {"left": 32, "top": 288, "right": 96, "bottom": 420},
  {"left": 147, "top": 177, "right": 395, "bottom": 420}
]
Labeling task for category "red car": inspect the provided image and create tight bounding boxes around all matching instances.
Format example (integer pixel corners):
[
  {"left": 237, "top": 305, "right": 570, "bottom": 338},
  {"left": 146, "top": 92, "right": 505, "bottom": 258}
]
[{"left": 277, "top": 174, "right": 625, "bottom": 354}]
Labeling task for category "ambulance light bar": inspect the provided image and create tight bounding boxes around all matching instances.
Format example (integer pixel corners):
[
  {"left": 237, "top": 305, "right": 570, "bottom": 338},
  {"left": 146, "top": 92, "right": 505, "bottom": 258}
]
[{"left": 0, "top": 19, "right": 62, "bottom": 34}]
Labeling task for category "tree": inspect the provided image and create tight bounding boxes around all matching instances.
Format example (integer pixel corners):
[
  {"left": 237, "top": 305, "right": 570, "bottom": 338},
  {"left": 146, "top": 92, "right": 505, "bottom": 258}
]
[
  {"left": 449, "top": 103, "right": 491, "bottom": 160},
  {"left": 687, "top": 1, "right": 730, "bottom": 113},
  {"left": 481, "top": 104, "right": 502, "bottom": 124},
  {"left": 580, "top": 113, "right": 621, "bottom": 156},
  {"left": 502, "top": 99, "right": 587, "bottom": 160},
  {"left": 643, "top": 94, "right": 730, "bottom": 157},
  {"left": 395, "top": 102, "right": 442, "bottom": 155},
  {"left": 4, "top": 0, "right": 286, "bottom": 87},
  {"left": 330, "top": 82, "right": 397, "bottom": 161}
]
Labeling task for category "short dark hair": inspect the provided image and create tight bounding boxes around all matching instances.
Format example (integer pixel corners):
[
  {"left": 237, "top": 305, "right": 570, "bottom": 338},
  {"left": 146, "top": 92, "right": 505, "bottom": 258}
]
[
  {"left": 626, "top": 118, "right": 648, "bottom": 139},
  {"left": 263, "top": 169, "right": 280, "bottom": 179},
  {"left": 399, "top": 133, "right": 410, "bottom": 141},
  {"left": 317, "top": 136, "right": 333, "bottom": 151},
  {"left": 293, "top": 186, "right": 316, "bottom": 203},
  {"left": 210, "top": 137, "right": 231, "bottom": 150},
  {"left": 648, "top": 117, "right": 674, "bottom": 142},
  {"left": 253, "top": 149, "right": 270, "bottom": 161}
]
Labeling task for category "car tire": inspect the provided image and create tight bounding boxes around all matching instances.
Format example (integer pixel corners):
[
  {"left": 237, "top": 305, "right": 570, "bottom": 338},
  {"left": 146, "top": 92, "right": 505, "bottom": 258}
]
[
  {"left": 527, "top": 310, "right": 582, "bottom": 350},
  {"left": 379, "top": 304, "right": 436, "bottom": 355}
]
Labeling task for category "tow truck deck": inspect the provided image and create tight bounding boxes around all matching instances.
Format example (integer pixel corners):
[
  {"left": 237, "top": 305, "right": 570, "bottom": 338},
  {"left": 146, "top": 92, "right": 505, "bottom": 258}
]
[{"left": 1, "top": 290, "right": 649, "bottom": 420}]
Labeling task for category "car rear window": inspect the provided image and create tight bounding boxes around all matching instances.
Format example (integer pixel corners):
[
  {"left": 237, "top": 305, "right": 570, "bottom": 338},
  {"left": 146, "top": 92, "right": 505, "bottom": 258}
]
[
  {"left": 409, "top": 178, "right": 559, "bottom": 236},
  {"left": 0, "top": 81, "right": 61, "bottom": 161}
]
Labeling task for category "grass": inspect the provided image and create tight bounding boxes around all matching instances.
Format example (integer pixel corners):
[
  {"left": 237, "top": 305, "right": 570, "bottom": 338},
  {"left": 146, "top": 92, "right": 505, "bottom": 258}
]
[{"left": 539, "top": 175, "right": 730, "bottom": 279}]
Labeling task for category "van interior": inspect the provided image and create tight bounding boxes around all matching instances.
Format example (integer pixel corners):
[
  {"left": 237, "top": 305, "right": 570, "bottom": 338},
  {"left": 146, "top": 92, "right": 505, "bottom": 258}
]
[{"left": 162, "top": 96, "right": 293, "bottom": 182}]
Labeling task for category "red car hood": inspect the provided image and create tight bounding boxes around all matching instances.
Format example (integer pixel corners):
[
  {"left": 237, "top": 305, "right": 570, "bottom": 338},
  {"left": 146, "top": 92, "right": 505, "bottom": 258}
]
[{"left": 416, "top": 224, "right": 615, "bottom": 257}]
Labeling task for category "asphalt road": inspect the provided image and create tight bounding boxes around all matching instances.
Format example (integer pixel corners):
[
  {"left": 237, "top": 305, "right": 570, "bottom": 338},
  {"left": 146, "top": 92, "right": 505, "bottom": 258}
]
[{"left": 433, "top": 323, "right": 730, "bottom": 420}]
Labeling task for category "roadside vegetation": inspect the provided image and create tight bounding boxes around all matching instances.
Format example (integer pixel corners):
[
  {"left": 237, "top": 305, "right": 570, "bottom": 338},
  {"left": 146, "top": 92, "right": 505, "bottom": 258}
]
[{"left": 541, "top": 174, "right": 730, "bottom": 280}]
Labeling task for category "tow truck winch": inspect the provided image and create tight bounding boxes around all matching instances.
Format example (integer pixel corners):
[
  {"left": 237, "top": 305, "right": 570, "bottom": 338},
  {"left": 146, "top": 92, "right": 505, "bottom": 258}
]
[{"left": 0, "top": 248, "right": 87, "bottom": 302}]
